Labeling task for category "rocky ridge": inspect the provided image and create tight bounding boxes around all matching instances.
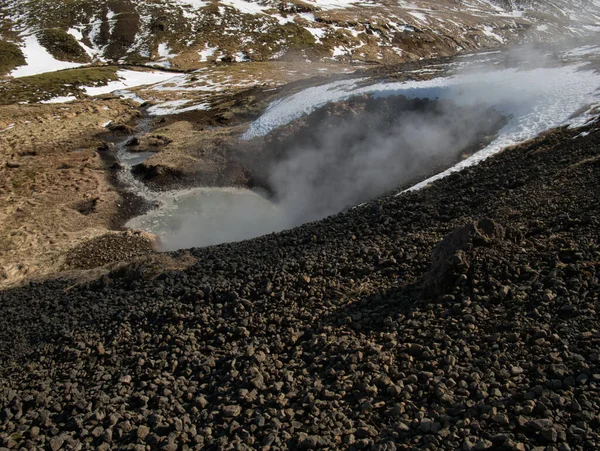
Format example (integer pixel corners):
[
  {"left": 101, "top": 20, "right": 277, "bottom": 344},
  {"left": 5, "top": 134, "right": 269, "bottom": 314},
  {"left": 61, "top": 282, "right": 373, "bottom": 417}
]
[{"left": 2, "top": 0, "right": 600, "bottom": 75}]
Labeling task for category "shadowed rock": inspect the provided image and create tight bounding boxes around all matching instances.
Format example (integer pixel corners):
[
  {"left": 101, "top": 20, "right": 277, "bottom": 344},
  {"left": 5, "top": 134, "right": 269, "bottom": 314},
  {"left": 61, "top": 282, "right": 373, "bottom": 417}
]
[{"left": 425, "top": 218, "right": 505, "bottom": 297}]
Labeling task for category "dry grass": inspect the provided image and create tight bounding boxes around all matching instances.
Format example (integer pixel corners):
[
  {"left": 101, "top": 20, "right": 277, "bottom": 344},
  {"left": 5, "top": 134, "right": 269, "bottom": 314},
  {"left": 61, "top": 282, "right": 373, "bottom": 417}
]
[{"left": 0, "top": 99, "right": 139, "bottom": 288}]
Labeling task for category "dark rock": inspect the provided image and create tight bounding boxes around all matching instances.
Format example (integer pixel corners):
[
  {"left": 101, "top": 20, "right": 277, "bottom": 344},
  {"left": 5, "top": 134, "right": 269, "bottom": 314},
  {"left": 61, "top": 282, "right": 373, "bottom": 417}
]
[
  {"left": 424, "top": 218, "right": 506, "bottom": 297},
  {"left": 222, "top": 405, "right": 241, "bottom": 417}
]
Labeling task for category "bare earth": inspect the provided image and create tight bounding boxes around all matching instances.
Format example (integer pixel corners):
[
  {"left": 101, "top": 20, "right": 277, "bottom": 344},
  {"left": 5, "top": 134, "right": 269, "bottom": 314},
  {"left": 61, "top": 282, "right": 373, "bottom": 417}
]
[{"left": 0, "top": 99, "right": 153, "bottom": 288}]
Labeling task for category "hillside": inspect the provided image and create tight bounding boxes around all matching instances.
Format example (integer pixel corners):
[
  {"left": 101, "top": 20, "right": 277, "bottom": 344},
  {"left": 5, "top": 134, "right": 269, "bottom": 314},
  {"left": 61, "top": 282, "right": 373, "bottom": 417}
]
[
  {"left": 2, "top": 0, "right": 600, "bottom": 76},
  {"left": 1, "top": 0, "right": 600, "bottom": 448}
]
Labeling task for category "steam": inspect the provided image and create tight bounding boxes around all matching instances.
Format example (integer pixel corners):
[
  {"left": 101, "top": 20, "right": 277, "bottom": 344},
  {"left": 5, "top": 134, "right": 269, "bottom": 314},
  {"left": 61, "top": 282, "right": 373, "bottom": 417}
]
[{"left": 266, "top": 98, "right": 502, "bottom": 225}]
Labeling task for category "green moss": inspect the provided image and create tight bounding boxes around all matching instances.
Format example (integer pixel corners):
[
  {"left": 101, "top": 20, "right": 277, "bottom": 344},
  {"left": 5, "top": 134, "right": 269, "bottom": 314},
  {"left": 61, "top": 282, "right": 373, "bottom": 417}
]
[
  {"left": 0, "top": 40, "right": 26, "bottom": 75},
  {"left": 0, "top": 66, "right": 119, "bottom": 104},
  {"left": 244, "top": 23, "right": 318, "bottom": 61},
  {"left": 37, "top": 28, "right": 90, "bottom": 63}
]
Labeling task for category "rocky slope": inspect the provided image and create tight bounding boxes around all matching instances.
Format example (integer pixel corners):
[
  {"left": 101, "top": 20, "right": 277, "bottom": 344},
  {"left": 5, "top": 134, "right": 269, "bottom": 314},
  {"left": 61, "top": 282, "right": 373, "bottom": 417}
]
[
  {"left": 2, "top": 0, "right": 600, "bottom": 76},
  {"left": 1, "top": 117, "right": 599, "bottom": 449}
]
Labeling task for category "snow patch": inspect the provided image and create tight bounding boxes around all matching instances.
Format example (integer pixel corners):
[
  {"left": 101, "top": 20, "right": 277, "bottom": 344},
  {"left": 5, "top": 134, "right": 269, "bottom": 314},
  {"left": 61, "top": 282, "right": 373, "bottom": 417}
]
[
  {"left": 308, "top": 0, "right": 377, "bottom": 10},
  {"left": 158, "top": 43, "right": 173, "bottom": 58},
  {"left": 40, "top": 95, "right": 78, "bottom": 104},
  {"left": 220, "top": 0, "right": 270, "bottom": 14},
  {"left": 481, "top": 25, "right": 505, "bottom": 43},
  {"left": 199, "top": 45, "right": 218, "bottom": 62},
  {"left": 67, "top": 27, "right": 105, "bottom": 61},
  {"left": 174, "top": 0, "right": 209, "bottom": 8},
  {"left": 10, "top": 35, "right": 84, "bottom": 78},
  {"left": 106, "top": 9, "right": 117, "bottom": 35},
  {"left": 332, "top": 46, "right": 349, "bottom": 57},
  {"left": 83, "top": 70, "right": 179, "bottom": 97},
  {"left": 113, "top": 90, "right": 147, "bottom": 104},
  {"left": 574, "top": 130, "right": 591, "bottom": 139},
  {"left": 147, "top": 100, "right": 210, "bottom": 115},
  {"left": 407, "top": 11, "right": 428, "bottom": 22},
  {"left": 306, "top": 27, "right": 327, "bottom": 41}
]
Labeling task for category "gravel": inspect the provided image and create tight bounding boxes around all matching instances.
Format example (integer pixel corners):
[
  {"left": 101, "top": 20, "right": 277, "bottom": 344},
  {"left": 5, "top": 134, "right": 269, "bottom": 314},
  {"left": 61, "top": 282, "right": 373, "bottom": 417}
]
[{"left": 1, "top": 122, "right": 600, "bottom": 450}]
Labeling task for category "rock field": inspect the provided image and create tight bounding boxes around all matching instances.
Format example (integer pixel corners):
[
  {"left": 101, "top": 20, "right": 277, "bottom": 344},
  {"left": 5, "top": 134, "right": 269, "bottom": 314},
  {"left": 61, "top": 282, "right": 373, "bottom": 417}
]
[{"left": 1, "top": 119, "right": 600, "bottom": 450}]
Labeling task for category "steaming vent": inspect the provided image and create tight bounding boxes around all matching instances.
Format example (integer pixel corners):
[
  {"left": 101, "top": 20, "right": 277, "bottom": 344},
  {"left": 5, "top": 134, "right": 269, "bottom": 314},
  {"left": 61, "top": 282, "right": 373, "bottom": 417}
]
[
  {"left": 130, "top": 94, "right": 506, "bottom": 250},
  {"left": 254, "top": 95, "right": 506, "bottom": 225}
]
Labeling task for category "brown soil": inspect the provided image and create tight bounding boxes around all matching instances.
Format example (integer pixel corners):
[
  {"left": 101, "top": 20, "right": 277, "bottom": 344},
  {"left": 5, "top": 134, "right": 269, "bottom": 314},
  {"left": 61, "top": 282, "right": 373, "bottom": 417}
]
[{"left": 0, "top": 99, "right": 148, "bottom": 288}]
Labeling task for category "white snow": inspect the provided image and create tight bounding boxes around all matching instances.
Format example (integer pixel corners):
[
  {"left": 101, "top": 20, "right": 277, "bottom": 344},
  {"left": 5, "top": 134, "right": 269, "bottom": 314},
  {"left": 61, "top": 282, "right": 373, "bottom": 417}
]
[
  {"left": 575, "top": 130, "right": 591, "bottom": 139},
  {"left": 40, "top": 95, "right": 78, "bottom": 104},
  {"left": 306, "top": 27, "right": 327, "bottom": 41},
  {"left": 154, "top": 43, "right": 175, "bottom": 68},
  {"left": 275, "top": 14, "right": 297, "bottom": 25},
  {"left": 199, "top": 46, "right": 218, "bottom": 62},
  {"left": 10, "top": 35, "right": 84, "bottom": 78},
  {"left": 307, "top": 0, "right": 376, "bottom": 10},
  {"left": 158, "top": 43, "right": 173, "bottom": 58},
  {"left": 407, "top": 11, "right": 428, "bottom": 22},
  {"left": 332, "top": 46, "right": 348, "bottom": 57},
  {"left": 113, "top": 90, "right": 147, "bottom": 103},
  {"left": 175, "top": 0, "right": 209, "bottom": 8},
  {"left": 233, "top": 51, "right": 249, "bottom": 62},
  {"left": 174, "top": 0, "right": 209, "bottom": 18},
  {"left": 146, "top": 99, "right": 189, "bottom": 114},
  {"left": 83, "top": 70, "right": 178, "bottom": 97},
  {"left": 481, "top": 25, "right": 505, "bottom": 43},
  {"left": 86, "top": 16, "right": 108, "bottom": 58},
  {"left": 147, "top": 100, "right": 210, "bottom": 115},
  {"left": 242, "top": 63, "right": 600, "bottom": 194},
  {"left": 106, "top": 9, "right": 117, "bottom": 35},
  {"left": 67, "top": 27, "right": 105, "bottom": 61}
]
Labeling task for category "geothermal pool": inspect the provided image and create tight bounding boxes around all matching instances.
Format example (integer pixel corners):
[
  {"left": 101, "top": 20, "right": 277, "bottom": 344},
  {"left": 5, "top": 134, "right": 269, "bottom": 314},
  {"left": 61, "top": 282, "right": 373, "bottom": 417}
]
[
  {"left": 120, "top": 43, "right": 600, "bottom": 251},
  {"left": 126, "top": 187, "right": 283, "bottom": 251}
]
